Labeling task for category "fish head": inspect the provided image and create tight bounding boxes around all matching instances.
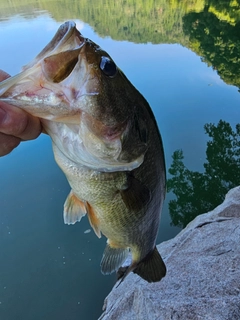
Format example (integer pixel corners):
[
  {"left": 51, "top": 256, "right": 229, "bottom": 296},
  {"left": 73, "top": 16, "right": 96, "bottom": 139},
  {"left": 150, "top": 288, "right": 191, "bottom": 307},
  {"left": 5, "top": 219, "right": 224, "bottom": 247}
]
[{"left": 0, "top": 21, "right": 148, "bottom": 172}]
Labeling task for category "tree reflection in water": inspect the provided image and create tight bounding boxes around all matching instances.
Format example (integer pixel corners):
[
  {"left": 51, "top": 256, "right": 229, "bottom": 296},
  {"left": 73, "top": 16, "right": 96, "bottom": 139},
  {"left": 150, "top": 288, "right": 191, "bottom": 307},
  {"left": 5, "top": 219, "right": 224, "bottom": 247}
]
[
  {"left": 183, "top": 9, "right": 240, "bottom": 89},
  {"left": 167, "top": 120, "right": 240, "bottom": 228}
]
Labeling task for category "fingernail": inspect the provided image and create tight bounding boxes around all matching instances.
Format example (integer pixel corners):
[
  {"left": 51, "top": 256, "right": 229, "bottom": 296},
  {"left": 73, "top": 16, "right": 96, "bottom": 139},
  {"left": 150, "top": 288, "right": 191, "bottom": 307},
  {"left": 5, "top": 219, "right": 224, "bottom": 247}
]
[{"left": 0, "top": 107, "right": 7, "bottom": 125}]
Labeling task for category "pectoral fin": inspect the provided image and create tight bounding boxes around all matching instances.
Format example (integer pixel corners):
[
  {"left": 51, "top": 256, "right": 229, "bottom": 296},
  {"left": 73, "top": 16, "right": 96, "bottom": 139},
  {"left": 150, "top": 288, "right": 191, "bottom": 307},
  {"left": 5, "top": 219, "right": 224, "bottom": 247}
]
[
  {"left": 120, "top": 174, "right": 151, "bottom": 212},
  {"left": 64, "top": 190, "right": 87, "bottom": 225}
]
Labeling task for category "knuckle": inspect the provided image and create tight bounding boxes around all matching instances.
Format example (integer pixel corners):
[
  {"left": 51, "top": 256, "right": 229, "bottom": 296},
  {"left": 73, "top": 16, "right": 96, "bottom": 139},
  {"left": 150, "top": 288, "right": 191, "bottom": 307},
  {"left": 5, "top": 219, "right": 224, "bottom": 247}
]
[
  {"left": 0, "top": 104, "right": 41, "bottom": 140},
  {"left": 0, "top": 134, "right": 20, "bottom": 156},
  {"left": 11, "top": 113, "right": 29, "bottom": 136},
  {"left": 1, "top": 107, "right": 29, "bottom": 136}
]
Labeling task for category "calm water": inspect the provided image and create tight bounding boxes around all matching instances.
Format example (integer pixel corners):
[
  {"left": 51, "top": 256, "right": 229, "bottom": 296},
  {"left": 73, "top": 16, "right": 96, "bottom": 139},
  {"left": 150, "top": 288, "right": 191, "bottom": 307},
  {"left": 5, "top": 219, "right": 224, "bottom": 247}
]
[{"left": 0, "top": 1, "right": 239, "bottom": 319}]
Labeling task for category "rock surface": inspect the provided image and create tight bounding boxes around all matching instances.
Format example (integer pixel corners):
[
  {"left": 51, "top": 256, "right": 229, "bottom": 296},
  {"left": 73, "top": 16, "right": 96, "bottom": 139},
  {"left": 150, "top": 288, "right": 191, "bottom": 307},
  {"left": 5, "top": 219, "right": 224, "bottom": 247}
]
[{"left": 99, "top": 186, "right": 240, "bottom": 320}]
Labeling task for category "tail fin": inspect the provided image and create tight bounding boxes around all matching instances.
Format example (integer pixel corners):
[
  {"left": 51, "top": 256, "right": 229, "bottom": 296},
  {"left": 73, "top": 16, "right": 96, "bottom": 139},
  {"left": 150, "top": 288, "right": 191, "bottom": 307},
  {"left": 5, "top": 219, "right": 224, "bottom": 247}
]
[
  {"left": 117, "top": 247, "right": 166, "bottom": 285},
  {"left": 133, "top": 247, "right": 166, "bottom": 282}
]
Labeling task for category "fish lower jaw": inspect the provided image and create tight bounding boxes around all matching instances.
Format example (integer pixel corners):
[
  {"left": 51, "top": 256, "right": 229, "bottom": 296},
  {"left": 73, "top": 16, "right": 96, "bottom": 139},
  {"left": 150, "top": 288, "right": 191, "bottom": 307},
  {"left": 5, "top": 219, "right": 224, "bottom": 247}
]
[
  {"left": 62, "top": 146, "right": 144, "bottom": 172},
  {"left": 78, "top": 127, "right": 145, "bottom": 172},
  {"left": 44, "top": 121, "right": 145, "bottom": 173},
  {"left": 15, "top": 92, "right": 62, "bottom": 105},
  {"left": 50, "top": 131, "right": 144, "bottom": 174},
  {"left": 0, "top": 94, "right": 69, "bottom": 121},
  {"left": 78, "top": 146, "right": 145, "bottom": 172}
]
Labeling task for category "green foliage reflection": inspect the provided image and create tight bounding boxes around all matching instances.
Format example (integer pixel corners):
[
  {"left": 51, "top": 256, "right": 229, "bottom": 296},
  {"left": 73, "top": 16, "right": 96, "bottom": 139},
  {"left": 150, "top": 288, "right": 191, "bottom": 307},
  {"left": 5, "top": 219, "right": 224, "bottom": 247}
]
[
  {"left": 1, "top": 0, "right": 240, "bottom": 88},
  {"left": 167, "top": 120, "right": 240, "bottom": 228},
  {"left": 183, "top": 10, "right": 240, "bottom": 88},
  {"left": 0, "top": 0, "right": 190, "bottom": 44}
]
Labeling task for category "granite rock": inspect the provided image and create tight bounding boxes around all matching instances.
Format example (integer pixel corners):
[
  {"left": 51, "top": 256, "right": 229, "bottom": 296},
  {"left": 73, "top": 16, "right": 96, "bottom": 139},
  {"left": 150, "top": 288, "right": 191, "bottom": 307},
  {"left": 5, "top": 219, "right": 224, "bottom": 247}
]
[{"left": 99, "top": 186, "right": 240, "bottom": 320}]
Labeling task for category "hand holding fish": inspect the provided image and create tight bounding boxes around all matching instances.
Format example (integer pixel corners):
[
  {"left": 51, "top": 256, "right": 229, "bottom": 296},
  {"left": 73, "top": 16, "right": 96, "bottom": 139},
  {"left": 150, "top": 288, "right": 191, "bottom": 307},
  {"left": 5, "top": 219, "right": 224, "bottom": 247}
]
[{"left": 0, "top": 70, "right": 42, "bottom": 156}]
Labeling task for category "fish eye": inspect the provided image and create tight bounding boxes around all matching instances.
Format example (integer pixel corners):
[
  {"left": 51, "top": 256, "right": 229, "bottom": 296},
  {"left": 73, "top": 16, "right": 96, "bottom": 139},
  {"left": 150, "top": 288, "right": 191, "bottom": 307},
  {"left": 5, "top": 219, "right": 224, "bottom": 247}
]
[{"left": 100, "top": 56, "right": 118, "bottom": 77}]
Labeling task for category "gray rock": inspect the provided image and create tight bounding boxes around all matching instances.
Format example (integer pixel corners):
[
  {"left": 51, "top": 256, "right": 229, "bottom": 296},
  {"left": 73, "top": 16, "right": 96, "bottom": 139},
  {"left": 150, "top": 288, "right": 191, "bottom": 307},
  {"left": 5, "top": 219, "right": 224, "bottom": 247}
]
[{"left": 99, "top": 186, "right": 240, "bottom": 320}]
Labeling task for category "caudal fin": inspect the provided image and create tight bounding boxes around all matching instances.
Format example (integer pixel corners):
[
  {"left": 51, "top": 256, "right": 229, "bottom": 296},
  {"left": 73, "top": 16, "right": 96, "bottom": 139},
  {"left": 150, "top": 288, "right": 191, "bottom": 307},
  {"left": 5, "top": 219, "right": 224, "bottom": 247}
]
[
  {"left": 117, "top": 246, "right": 166, "bottom": 285},
  {"left": 133, "top": 247, "right": 166, "bottom": 282}
]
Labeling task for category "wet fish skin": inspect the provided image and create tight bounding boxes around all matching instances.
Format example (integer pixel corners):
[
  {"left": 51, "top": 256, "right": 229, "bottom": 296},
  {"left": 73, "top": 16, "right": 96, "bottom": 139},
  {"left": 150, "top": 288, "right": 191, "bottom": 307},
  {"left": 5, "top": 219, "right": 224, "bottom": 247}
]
[{"left": 0, "top": 21, "right": 166, "bottom": 282}]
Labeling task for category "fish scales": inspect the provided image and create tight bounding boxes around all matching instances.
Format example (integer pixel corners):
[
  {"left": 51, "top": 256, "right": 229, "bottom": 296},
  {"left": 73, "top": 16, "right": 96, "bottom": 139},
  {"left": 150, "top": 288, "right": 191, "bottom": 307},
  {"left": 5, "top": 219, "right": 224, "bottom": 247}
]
[{"left": 0, "top": 21, "right": 166, "bottom": 283}]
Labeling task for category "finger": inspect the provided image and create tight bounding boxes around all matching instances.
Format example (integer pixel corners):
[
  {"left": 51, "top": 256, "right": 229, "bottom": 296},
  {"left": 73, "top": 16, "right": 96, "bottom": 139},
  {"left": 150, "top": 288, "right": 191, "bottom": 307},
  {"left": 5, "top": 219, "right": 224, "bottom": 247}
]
[
  {"left": 0, "top": 102, "right": 42, "bottom": 141},
  {"left": 0, "top": 132, "right": 21, "bottom": 156}
]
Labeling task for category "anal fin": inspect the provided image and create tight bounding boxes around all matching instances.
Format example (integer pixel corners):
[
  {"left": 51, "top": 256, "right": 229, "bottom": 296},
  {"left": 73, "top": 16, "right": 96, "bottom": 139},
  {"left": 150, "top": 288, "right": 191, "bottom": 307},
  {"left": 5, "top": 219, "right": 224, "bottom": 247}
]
[
  {"left": 64, "top": 190, "right": 87, "bottom": 225},
  {"left": 101, "top": 243, "right": 129, "bottom": 275}
]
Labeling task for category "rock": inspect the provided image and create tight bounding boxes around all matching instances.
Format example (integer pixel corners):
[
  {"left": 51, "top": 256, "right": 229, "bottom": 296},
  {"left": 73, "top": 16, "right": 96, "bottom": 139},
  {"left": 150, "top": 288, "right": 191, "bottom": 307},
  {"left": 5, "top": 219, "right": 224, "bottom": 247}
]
[{"left": 99, "top": 186, "right": 240, "bottom": 320}]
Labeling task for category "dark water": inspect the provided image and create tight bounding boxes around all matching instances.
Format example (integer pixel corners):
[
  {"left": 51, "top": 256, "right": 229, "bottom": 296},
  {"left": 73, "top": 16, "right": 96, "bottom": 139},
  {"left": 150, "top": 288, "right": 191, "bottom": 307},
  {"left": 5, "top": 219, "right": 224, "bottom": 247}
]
[{"left": 0, "top": 1, "right": 239, "bottom": 319}]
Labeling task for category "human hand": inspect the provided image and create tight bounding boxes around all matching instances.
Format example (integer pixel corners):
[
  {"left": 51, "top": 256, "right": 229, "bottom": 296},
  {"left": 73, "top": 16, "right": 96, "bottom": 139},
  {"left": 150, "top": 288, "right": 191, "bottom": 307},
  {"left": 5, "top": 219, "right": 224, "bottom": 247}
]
[{"left": 0, "top": 70, "right": 42, "bottom": 156}]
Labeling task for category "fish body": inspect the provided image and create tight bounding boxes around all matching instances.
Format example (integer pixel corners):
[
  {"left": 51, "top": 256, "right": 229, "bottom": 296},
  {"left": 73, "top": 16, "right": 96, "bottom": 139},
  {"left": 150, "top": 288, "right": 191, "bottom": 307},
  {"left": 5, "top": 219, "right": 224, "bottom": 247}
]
[{"left": 0, "top": 21, "right": 166, "bottom": 282}]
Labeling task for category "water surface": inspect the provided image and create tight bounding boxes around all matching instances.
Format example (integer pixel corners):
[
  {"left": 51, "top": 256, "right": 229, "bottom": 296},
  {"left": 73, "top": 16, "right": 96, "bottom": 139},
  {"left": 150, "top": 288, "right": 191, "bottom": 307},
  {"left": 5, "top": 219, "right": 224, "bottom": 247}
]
[{"left": 0, "top": 1, "right": 239, "bottom": 319}]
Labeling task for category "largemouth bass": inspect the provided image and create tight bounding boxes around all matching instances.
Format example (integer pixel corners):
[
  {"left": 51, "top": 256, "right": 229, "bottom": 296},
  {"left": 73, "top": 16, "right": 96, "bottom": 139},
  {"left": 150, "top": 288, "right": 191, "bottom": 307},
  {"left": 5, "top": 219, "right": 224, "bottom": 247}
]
[{"left": 0, "top": 21, "right": 166, "bottom": 282}]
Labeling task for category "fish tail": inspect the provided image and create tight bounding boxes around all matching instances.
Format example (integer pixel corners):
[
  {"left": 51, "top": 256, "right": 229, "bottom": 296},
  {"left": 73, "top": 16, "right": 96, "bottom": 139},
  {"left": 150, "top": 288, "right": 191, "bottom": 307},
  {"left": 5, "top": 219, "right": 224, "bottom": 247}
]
[
  {"left": 116, "top": 246, "right": 166, "bottom": 285},
  {"left": 133, "top": 246, "right": 166, "bottom": 282}
]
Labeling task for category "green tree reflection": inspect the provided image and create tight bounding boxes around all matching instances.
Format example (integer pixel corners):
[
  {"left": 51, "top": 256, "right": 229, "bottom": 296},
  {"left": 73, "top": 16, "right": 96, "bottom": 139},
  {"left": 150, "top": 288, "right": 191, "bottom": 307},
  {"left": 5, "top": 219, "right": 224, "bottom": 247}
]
[
  {"left": 183, "top": 7, "right": 240, "bottom": 89},
  {"left": 1, "top": 0, "right": 240, "bottom": 88},
  {"left": 207, "top": 0, "right": 240, "bottom": 16},
  {"left": 167, "top": 120, "right": 240, "bottom": 228}
]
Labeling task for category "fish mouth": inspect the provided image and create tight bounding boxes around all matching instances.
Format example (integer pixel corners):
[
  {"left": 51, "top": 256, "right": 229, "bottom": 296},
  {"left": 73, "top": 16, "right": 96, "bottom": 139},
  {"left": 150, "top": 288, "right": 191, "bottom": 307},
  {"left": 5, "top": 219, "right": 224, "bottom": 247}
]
[
  {"left": 0, "top": 22, "right": 90, "bottom": 126},
  {"left": 24, "top": 21, "right": 85, "bottom": 71},
  {"left": 0, "top": 21, "right": 85, "bottom": 100}
]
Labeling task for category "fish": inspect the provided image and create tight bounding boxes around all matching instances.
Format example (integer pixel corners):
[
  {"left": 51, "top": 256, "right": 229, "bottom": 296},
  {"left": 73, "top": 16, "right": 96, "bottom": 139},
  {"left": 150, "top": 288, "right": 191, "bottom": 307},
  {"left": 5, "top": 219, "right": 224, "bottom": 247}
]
[{"left": 0, "top": 21, "right": 166, "bottom": 283}]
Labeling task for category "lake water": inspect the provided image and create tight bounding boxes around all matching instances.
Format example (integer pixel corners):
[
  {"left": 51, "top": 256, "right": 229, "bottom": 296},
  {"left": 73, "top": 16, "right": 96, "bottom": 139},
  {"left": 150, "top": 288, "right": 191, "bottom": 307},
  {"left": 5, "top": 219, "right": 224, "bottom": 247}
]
[{"left": 0, "top": 1, "right": 239, "bottom": 319}]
